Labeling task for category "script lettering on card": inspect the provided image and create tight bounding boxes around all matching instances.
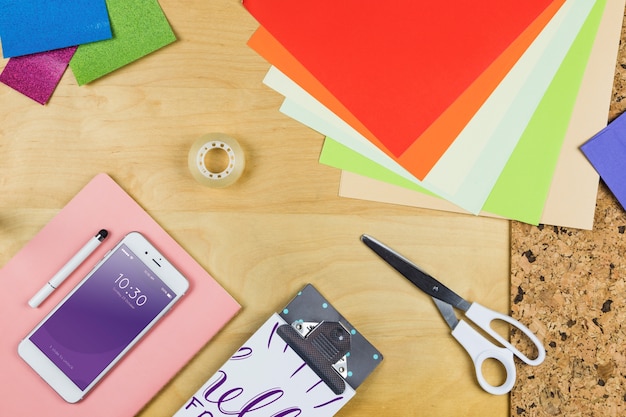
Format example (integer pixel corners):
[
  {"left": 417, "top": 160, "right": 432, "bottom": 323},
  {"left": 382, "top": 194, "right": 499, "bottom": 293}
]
[{"left": 177, "top": 315, "right": 354, "bottom": 417}]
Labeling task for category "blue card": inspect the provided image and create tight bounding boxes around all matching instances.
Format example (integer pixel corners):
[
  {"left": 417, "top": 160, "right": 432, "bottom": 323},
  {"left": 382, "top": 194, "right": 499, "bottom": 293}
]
[
  {"left": 0, "top": 0, "right": 112, "bottom": 58},
  {"left": 581, "top": 112, "right": 626, "bottom": 211}
]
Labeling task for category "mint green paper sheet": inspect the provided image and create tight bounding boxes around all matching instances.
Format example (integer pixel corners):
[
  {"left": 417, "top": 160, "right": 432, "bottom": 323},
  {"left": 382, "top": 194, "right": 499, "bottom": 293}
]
[
  {"left": 320, "top": 0, "right": 606, "bottom": 224},
  {"left": 482, "top": 0, "right": 605, "bottom": 220},
  {"left": 273, "top": 0, "right": 588, "bottom": 214},
  {"left": 69, "top": 0, "right": 176, "bottom": 85}
]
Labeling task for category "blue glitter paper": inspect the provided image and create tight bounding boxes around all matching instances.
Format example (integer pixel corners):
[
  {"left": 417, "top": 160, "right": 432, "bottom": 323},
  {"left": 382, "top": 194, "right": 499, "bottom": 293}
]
[{"left": 0, "top": 0, "right": 112, "bottom": 58}]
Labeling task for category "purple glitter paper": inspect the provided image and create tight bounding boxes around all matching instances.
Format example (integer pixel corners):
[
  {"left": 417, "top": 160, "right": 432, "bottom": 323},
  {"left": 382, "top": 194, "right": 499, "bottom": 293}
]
[{"left": 0, "top": 46, "right": 77, "bottom": 105}]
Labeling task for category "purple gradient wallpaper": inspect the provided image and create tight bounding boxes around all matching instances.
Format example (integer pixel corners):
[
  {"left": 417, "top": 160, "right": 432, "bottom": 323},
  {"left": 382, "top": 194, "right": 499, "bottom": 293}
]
[{"left": 30, "top": 244, "right": 175, "bottom": 389}]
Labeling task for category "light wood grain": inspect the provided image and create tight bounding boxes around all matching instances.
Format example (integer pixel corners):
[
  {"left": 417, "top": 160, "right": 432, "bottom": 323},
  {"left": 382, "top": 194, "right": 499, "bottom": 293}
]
[{"left": 0, "top": 1, "right": 510, "bottom": 416}]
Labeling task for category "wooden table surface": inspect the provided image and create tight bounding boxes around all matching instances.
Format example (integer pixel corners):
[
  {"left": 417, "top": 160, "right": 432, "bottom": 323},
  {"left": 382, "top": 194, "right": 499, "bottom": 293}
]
[{"left": 1, "top": 1, "right": 598, "bottom": 416}]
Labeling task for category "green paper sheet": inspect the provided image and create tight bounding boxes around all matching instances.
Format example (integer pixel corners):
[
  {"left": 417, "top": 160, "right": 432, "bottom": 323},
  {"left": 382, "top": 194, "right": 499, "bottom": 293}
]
[
  {"left": 320, "top": 0, "right": 606, "bottom": 224},
  {"left": 481, "top": 0, "right": 605, "bottom": 221},
  {"left": 321, "top": 139, "right": 439, "bottom": 197},
  {"left": 69, "top": 0, "right": 176, "bottom": 85}
]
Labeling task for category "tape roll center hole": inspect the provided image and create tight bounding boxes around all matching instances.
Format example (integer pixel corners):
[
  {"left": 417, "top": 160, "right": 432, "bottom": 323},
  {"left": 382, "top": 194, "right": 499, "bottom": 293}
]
[{"left": 204, "top": 147, "right": 231, "bottom": 174}]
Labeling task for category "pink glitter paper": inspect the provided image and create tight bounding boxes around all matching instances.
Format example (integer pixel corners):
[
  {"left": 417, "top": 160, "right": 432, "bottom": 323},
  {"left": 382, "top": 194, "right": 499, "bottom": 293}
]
[{"left": 0, "top": 46, "right": 77, "bottom": 105}]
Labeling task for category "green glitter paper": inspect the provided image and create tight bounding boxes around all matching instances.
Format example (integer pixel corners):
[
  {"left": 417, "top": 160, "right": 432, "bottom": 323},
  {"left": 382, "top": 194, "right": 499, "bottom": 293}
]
[{"left": 69, "top": 0, "right": 176, "bottom": 85}]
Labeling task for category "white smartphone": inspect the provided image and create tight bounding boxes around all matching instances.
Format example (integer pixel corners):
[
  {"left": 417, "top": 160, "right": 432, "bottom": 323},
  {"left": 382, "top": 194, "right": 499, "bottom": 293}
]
[{"left": 18, "top": 231, "right": 190, "bottom": 403}]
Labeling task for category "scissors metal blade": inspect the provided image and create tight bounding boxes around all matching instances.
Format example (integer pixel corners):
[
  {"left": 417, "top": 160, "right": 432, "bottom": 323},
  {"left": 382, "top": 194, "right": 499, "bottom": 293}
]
[
  {"left": 432, "top": 297, "right": 459, "bottom": 330},
  {"left": 361, "top": 235, "right": 471, "bottom": 311}
]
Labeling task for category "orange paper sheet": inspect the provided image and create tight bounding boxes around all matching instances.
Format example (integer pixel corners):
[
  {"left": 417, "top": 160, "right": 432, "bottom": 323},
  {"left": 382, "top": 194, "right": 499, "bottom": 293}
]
[{"left": 245, "top": 0, "right": 563, "bottom": 179}]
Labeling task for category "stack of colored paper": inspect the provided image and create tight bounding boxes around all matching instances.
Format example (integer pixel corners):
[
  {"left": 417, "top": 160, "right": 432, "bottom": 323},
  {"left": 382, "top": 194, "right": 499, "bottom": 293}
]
[
  {"left": 243, "top": 0, "right": 625, "bottom": 229},
  {"left": 0, "top": 0, "right": 176, "bottom": 104}
]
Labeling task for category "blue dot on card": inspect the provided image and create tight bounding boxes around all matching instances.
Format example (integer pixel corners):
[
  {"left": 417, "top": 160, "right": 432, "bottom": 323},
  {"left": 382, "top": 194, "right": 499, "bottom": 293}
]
[
  {"left": 350, "top": 329, "right": 357, "bottom": 335},
  {"left": 346, "top": 352, "right": 351, "bottom": 357},
  {"left": 283, "top": 309, "right": 289, "bottom": 314},
  {"left": 322, "top": 302, "right": 328, "bottom": 309},
  {"left": 373, "top": 354, "right": 379, "bottom": 360},
  {"left": 347, "top": 371, "right": 353, "bottom": 377}
]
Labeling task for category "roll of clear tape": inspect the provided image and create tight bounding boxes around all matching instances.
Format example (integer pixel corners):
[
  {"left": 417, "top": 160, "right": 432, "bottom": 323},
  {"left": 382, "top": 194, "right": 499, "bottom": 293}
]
[{"left": 188, "top": 133, "right": 245, "bottom": 188}]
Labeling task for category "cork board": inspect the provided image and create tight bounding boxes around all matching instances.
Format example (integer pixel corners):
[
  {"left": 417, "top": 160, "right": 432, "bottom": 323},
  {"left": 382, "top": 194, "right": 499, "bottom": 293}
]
[{"left": 510, "top": 8, "right": 626, "bottom": 416}]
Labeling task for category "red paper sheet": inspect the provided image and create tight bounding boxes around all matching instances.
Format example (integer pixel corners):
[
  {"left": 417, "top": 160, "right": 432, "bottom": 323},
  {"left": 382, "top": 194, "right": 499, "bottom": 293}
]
[{"left": 244, "top": 0, "right": 562, "bottom": 179}]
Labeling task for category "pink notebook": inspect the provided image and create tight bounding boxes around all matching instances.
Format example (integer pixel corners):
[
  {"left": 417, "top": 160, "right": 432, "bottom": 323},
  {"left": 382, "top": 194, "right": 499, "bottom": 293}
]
[{"left": 0, "top": 173, "right": 240, "bottom": 416}]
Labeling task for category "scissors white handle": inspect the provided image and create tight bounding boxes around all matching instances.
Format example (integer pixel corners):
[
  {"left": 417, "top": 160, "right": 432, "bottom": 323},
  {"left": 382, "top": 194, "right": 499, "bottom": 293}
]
[
  {"left": 451, "top": 320, "right": 517, "bottom": 395},
  {"left": 465, "top": 303, "right": 546, "bottom": 366}
]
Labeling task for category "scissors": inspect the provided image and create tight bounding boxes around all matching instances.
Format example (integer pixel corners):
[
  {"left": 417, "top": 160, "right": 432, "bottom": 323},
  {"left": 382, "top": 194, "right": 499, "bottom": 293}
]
[{"left": 361, "top": 235, "right": 545, "bottom": 395}]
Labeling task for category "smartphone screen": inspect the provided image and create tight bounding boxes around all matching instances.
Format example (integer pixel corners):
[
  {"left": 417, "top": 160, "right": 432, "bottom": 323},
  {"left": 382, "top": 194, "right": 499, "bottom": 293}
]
[{"left": 27, "top": 243, "right": 178, "bottom": 390}]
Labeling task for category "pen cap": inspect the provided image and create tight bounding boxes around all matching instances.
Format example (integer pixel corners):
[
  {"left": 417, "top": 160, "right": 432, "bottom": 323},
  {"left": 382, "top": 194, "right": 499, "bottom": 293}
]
[{"left": 28, "top": 284, "right": 54, "bottom": 308}]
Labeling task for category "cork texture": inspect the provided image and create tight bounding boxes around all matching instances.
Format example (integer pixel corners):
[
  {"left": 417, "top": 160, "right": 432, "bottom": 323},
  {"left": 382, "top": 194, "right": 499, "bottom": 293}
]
[{"left": 510, "top": 8, "right": 626, "bottom": 416}]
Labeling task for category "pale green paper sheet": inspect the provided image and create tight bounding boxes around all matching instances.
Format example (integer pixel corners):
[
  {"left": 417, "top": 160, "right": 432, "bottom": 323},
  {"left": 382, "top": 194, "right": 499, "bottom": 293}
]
[
  {"left": 69, "top": 0, "right": 176, "bottom": 85},
  {"left": 320, "top": 0, "right": 606, "bottom": 224},
  {"left": 482, "top": 0, "right": 605, "bottom": 219},
  {"left": 340, "top": 0, "right": 623, "bottom": 229},
  {"left": 268, "top": 0, "right": 591, "bottom": 214},
  {"left": 422, "top": 0, "right": 593, "bottom": 212}
]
